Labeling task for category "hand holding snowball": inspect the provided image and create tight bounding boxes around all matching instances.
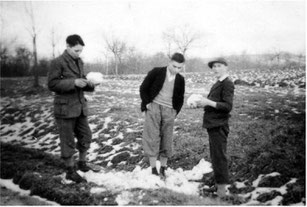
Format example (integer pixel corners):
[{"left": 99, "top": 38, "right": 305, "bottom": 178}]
[
  {"left": 187, "top": 94, "right": 203, "bottom": 108},
  {"left": 187, "top": 94, "right": 217, "bottom": 108},
  {"left": 196, "top": 97, "right": 217, "bottom": 108},
  {"left": 86, "top": 72, "right": 104, "bottom": 85},
  {"left": 75, "top": 78, "right": 88, "bottom": 88}
]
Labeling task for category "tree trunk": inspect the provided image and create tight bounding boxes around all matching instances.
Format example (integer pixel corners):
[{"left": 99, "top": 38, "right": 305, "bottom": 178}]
[
  {"left": 115, "top": 54, "right": 118, "bottom": 77},
  {"left": 115, "top": 60, "right": 118, "bottom": 77},
  {"left": 106, "top": 56, "right": 109, "bottom": 75},
  {"left": 33, "top": 34, "right": 39, "bottom": 87},
  {"left": 52, "top": 44, "right": 55, "bottom": 59},
  {"left": 182, "top": 50, "right": 186, "bottom": 75}
]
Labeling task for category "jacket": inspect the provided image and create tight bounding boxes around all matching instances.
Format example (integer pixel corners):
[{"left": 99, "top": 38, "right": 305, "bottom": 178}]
[
  {"left": 48, "top": 50, "right": 94, "bottom": 118},
  {"left": 203, "top": 77, "right": 235, "bottom": 128},
  {"left": 140, "top": 67, "right": 185, "bottom": 114}
]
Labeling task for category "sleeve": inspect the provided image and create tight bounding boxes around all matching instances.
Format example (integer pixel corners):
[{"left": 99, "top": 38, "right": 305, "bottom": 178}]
[
  {"left": 177, "top": 77, "right": 185, "bottom": 114},
  {"left": 139, "top": 68, "right": 157, "bottom": 111},
  {"left": 215, "top": 80, "right": 235, "bottom": 112},
  {"left": 47, "top": 59, "right": 76, "bottom": 94},
  {"left": 83, "top": 84, "right": 95, "bottom": 92},
  {"left": 82, "top": 73, "right": 95, "bottom": 92}
]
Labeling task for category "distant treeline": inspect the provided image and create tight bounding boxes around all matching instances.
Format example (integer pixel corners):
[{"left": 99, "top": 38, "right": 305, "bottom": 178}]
[{"left": 1, "top": 45, "right": 305, "bottom": 77}]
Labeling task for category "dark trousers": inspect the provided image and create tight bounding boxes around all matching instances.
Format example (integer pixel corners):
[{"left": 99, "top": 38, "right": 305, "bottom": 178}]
[
  {"left": 56, "top": 114, "right": 92, "bottom": 159},
  {"left": 207, "top": 125, "right": 229, "bottom": 184}
]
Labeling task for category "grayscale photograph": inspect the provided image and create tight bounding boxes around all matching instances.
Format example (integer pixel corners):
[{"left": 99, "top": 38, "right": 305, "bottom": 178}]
[{"left": 0, "top": 0, "right": 305, "bottom": 205}]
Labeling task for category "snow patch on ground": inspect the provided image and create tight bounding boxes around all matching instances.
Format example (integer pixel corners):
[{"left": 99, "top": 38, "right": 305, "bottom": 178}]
[
  {"left": 84, "top": 159, "right": 212, "bottom": 196},
  {"left": 0, "top": 178, "right": 60, "bottom": 206}
]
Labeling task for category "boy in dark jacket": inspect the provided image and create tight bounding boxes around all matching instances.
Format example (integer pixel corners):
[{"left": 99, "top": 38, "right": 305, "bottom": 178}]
[
  {"left": 48, "top": 34, "right": 97, "bottom": 183},
  {"left": 196, "top": 57, "right": 234, "bottom": 197},
  {"left": 140, "top": 53, "right": 185, "bottom": 178}
]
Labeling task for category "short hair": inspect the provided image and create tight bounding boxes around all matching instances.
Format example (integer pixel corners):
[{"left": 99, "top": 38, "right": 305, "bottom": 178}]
[
  {"left": 66, "top": 34, "right": 85, "bottom": 47},
  {"left": 171, "top": 53, "right": 185, "bottom": 63}
]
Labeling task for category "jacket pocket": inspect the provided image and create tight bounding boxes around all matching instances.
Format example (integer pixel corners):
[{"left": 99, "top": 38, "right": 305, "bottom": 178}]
[{"left": 54, "top": 99, "right": 69, "bottom": 116}]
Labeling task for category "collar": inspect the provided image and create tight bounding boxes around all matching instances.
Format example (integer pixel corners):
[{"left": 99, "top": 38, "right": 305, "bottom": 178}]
[
  {"left": 63, "top": 50, "right": 83, "bottom": 65},
  {"left": 63, "top": 50, "right": 81, "bottom": 61},
  {"left": 166, "top": 66, "right": 176, "bottom": 81},
  {"left": 218, "top": 74, "right": 229, "bottom": 82}
]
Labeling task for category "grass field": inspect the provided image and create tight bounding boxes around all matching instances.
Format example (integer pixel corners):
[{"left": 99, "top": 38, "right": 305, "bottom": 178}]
[{"left": 0, "top": 71, "right": 305, "bottom": 205}]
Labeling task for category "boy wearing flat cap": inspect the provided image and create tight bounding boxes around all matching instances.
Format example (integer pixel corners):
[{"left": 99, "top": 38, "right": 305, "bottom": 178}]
[{"left": 196, "top": 57, "right": 234, "bottom": 197}]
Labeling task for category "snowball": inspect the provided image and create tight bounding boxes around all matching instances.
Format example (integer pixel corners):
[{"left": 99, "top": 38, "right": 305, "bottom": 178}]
[
  {"left": 187, "top": 94, "right": 203, "bottom": 108},
  {"left": 86, "top": 72, "right": 104, "bottom": 85}
]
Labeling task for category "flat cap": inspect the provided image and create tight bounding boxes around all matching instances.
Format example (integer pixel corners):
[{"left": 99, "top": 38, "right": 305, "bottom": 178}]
[{"left": 208, "top": 57, "right": 228, "bottom": 69}]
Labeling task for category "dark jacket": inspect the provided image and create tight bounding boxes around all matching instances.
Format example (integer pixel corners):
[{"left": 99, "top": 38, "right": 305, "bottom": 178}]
[
  {"left": 140, "top": 67, "right": 185, "bottom": 114},
  {"left": 48, "top": 50, "right": 94, "bottom": 118},
  {"left": 203, "top": 77, "right": 234, "bottom": 128}
]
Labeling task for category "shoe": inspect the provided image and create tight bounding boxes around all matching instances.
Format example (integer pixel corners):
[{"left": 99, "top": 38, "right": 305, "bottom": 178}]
[
  {"left": 77, "top": 161, "right": 91, "bottom": 172},
  {"left": 160, "top": 166, "right": 167, "bottom": 177},
  {"left": 152, "top": 167, "right": 159, "bottom": 176},
  {"left": 216, "top": 184, "right": 227, "bottom": 197},
  {"left": 66, "top": 167, "right": 87, "bottom": 183}
]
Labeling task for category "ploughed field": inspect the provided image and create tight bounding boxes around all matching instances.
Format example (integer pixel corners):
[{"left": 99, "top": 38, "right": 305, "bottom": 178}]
[{"left": 0, "top": 67, "right": 305, "bottom": 205}]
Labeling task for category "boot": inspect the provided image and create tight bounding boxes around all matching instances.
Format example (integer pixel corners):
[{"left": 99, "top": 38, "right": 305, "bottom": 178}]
[
  {"left": 160, "top": 166, "right": 167, "bottom": 178},
  {"left": 77, "top": 161, "right": 92, "bottom": 172},
  {"left": 66, "top": 167, "right": 87, "bottom": 183},
  {"left": 152, "top": 167, "right": 159, "bottom": 176},
  {"left": 216, "top": 184, "right": 227, "bottom": 197}
]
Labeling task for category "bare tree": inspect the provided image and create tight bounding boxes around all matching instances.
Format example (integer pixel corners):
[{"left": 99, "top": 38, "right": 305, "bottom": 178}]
[
  {"left": 104, "top": 35, "right": 127, "bottom": 76},
  {"left": 102, "top": 49, "right": 110, "bottom": 75},
  {"left": 272, "top": 48, "right": 282, "bottom": 65},
  {"left": 162, "top": 25, "right": 201, "bottom": 73},
  {"left": 24, "top": 1, "right": 40, "bottom": 87},
  {"left": 162, "top": 34, "right": 173, "bottom": 59},
  {"left": 50, "top": 27, "right": 61, "bottom": 59}
]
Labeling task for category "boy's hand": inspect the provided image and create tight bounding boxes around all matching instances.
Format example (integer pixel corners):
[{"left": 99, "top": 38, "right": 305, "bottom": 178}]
[
  {"left": 189, "top": 104, "right": 198, "bottom": 109},
  {"left": 86, "top": 80, "right": 97, "bottom": 88},
  {"left": 197, "top": 97, "right": 217, "bottom": 108},
  {"left": 196, "top": 97, "right": 209, "bottom": 107},
  {"left": 75, "top": 78, "right": 88, "bottom": 88}
]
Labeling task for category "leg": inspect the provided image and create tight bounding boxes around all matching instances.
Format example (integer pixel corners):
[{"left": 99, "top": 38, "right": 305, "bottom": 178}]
[
  {"left": 160, "top": 157, "right": 168, "bottom": 167},
  {"left": 74, "top": 114, "right": 92, "bottom": 172},
  {"left": 207, "top": 125, "right": 229, "bottom": 196},
  {"left": 159, "top": 105, "right": 176, "bottom": 160},
  {"left": 56, "top": 118, "right": 86, "bottom": 183},
  {"left": 63, "top": 157, "right": 74, "bottom": 168},
  {"left": 159, "top": 106, "right": 176, "bottom": 177},
  {"left": 149, "top": 157, "right": 157, "bottom": 168},
  {"left": 142, "top": 102, "right": 162, "bottom": 175},
  {"left": 149, "top": 157, "right": 159, "bottom": 175},
  {"left": 56, "top": 118, "right": 77, "bottom": 166},
  {"left": 74, "top": 114, "right": 92, "bottom": 159},
  {"left": 159, "top": 156, "right": 168, "bottom": 177},
  {"left": 79, "top": 151, "right": 87, "bottom": 162}
]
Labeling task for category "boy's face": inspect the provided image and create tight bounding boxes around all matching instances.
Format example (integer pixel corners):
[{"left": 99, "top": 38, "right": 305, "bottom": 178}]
[
  {"left": 212, "top": 62, "right": 228, "bottom": 78},
  {"left": 168, "top": 61, "right": 184, "bottom": 75},
  {"left": 67, "top": 44, "right": 83, "bottom": 59}
]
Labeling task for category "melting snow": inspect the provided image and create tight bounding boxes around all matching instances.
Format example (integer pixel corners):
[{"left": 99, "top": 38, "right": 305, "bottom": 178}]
[
  {"left": 0, "top": 178, "right": 60, "bottom": 205},
  {"left": 84, "top": 158, "right": 212, "bottom": 196}
]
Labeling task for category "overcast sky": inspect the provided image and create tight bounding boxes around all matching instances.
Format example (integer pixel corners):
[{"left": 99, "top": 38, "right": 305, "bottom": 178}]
[{"left": 1, "top": 0, "right": 305, "bottom": 62}]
